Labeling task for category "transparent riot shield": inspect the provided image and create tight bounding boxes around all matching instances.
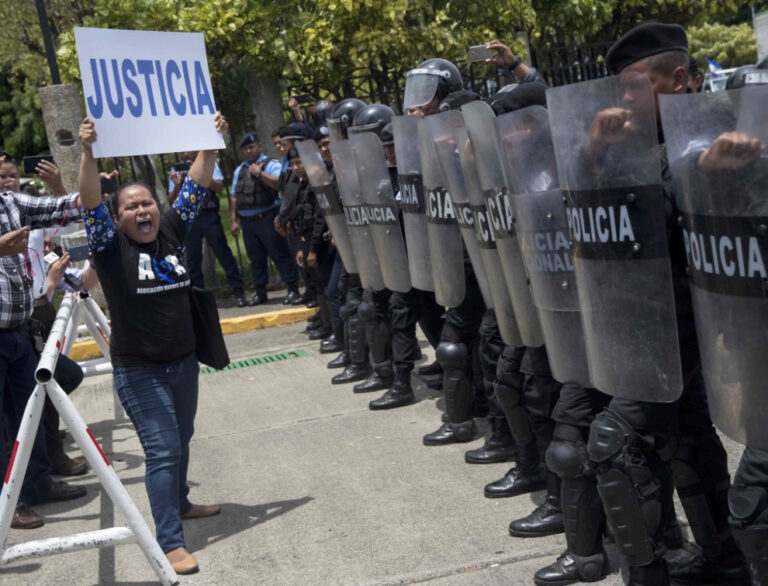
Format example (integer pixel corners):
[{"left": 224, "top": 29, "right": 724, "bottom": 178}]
[
  {"left": 295, "top": 140, "right": 358, "bottom": 274},
  {"left": 428, "top": 111, "right": 493, "bottom": 307},
  {"left": 661, "top": 86, "right": 768, "bottom": 445},
  {"left": 350, "top": 132, "right": 412, "bottom": 293},
  {"left": 547, "top": 73, "right": 682, "bottom": 402},
  {"left": 498, "top": 106, "right": 590, "bottom": 386},
  {"left": 421, "top": 114, "right": 466, "bottom": 308},
  {"left": 329, "top": 140, "right": 386, "bottom": 290},
  {"left": 392, "top": 115, "right": 433, "bottom": 291},
  {"left": 462, "top": 100, "right": 544, "bottom": 347},
  {"left": 454, "top": 125, "right": 523, "bottom": 347}
]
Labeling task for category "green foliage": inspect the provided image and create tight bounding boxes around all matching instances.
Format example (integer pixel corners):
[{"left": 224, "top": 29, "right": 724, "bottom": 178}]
[
  {"left": 0, "top": 72, "right": 49, "bottom": 159},
  {"left": 688, "top": 22, "right": 758, "bottom": 68}
]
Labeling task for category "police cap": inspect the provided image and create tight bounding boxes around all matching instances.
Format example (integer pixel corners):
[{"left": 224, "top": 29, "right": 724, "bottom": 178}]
[
  {"left": 606, "top": 22, "right": 688, "bottom": 74},
  {"left": 239, "top": 132, "right": 259, "bottom": 148}
]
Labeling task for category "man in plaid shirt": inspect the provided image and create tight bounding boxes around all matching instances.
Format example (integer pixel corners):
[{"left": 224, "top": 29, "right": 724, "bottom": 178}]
[{"left": 0, "top": 158, "right": 88, "bottom": 529}]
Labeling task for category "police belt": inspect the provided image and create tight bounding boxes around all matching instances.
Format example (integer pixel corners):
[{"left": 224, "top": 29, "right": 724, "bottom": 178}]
[{"left": 239, "top": 208, "right": 277, "bottom": 222}]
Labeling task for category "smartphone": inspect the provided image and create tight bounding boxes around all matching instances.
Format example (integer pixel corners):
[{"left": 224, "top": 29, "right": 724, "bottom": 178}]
[
  {"left": 292, "top": 93, "right": 313, "bottom": 105},
  {"left": 172, "top": 161, "right": 191, "bottom": 173},
  {"left": 22, "top": 155, "right": 54, "bottom": 175},
  {"left": 67, "top": 244, "right": 91, "bottom": 262},
  {"left": 468, "top": 45, "right": 494, "bottom": 63},
  {"left": 100, "top": 175, "right": 118, "bottom": 195},
  {"left": 44, "top": 251, "right": 60, "bottom": 265}
]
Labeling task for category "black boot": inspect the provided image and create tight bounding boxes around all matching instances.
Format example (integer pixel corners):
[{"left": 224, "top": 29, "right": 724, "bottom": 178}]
[
  {"left": 331, "top": 363, "right": 371, "bottom": 384},
  {"left": 534, "top": 550, "right": 608, "bottom": 586},
  {"left": 668, "top": 552, "right": 752, "bottom": 585},
  {"left": 327, "top": 351, "right": 350, "bottom": 369},
  {"left": 320, "top": 334, "right": 344, "bottom": 354},
  {"left": 353, "top": 362, "right": 394, "bottom": 393},
  {"left": 369, "top": 367, "right": 415, "bottom": 410},
  {"left": 730, "top": 523, "right": 768, "bottom": 586},
  {"left": 509, "top": 472, "right": 564, "bottom": 537},
  {"left": 464, "top": 418, "right": 517, "bottom": 464},
  {"left": 418, "top": 360, "right": 443, "bottom": 376},
  {"left": 422, "top": 421, "right": 477, "bottom": 446},
  {"left": 249, "top": 288, "right": 268, "bottom": 306},
  {"left": 233, "top": 288, "right": 247, "bottom": 308},
  {"left": 628, "top": 559, "right": 669, "bottom": 586},
  {"left": 309, "top": 328, "right": 331, "bottom": 340},
  {"left": 424, "top": 342, "right": 476, "bottom": 446},
  {"left": 484, "top": 441, "right": 546, "bottom": 498}
]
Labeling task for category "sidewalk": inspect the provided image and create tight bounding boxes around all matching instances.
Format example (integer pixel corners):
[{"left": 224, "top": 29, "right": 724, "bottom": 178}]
[{"left": 0, "top": 318, "right": 743, "bottom": 585}]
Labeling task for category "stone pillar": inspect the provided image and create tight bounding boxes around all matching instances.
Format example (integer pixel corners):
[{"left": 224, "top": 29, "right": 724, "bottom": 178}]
[{"left": 39, "top": 84, "right": 83, "bottom": 193}]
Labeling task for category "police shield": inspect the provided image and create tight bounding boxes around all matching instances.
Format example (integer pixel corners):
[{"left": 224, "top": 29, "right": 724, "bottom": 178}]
[
  {"left": 661, "top": 86, "right": 768, "bottom": 446},
  {"left": 329, "top": 139, "right": 386, "bottom": 290},
  {"left": 392, "top": 115, "right": 433, "bottom": 291},
  {"left": 498, "top": 106, "right": 590, "bottom": 386},
  {"left": 295, "top": 140, "right": 358, "bottom": 274},
  {"left": 428, "top": 111, "right": 492, "bottom": 305},
  {"left": 350, "top": 132, "right": 412, "bottom": 293},
  {"left": 421, "top": 114, "right": 466, "bottom": 307},
  {"left": 453, "top": 125, "right": 523, "bottom": 347},
  {"left": 462, "top": 100, "right": 544, "bottom": 347},
  {"left": 548, "top": 74, "right": 682, "bottom": 402}
]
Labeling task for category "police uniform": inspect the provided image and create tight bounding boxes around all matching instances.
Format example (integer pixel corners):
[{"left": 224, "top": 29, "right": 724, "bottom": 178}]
[{"left": 563, "top": 24, "right": 749, "bottom": 585}]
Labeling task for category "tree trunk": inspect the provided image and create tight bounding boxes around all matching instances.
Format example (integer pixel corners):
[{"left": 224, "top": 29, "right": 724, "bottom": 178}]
[{"left": 245, "top": 73, "right": 285, "bottom": 160}]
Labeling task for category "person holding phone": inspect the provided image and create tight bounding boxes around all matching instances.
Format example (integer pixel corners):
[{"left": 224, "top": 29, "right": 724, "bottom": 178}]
[
  {"left": 0, "top": 153, "right": 88, "bottom": 530},
  {"left": 78, "top": 114, "right": 228, "bottom": 575}
]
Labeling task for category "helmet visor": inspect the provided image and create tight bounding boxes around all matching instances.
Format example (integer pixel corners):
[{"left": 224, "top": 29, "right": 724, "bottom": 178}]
[
  {"left": 328, "top": 118, "right": 347, "bottom": 142},
  {"left": 403, "top": 71, "right": 440, "bottom": 111}
]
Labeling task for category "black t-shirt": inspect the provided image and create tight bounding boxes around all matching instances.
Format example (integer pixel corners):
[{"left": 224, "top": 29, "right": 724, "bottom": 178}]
[{"left": 93, "top": 208, "right": 195, "bottom": 366}]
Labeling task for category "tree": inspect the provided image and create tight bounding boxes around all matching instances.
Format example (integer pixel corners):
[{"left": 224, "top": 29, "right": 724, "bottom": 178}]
[{"left": 688, "top": 22, "right": 758, "bottom": 68}]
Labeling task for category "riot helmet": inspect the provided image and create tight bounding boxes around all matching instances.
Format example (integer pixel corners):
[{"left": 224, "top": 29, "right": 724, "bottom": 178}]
[
  {"left": 327, "top": 98, "right": 366, "bottom": 141},
  {"left": 311, "top": 99, "right": 334, "bottom": 127},
  {"left": 403, "top": 58, "right": 463, "bottom": 112},
  {"left": 348, "top": 103, "right": 395, "bottom": 137}
]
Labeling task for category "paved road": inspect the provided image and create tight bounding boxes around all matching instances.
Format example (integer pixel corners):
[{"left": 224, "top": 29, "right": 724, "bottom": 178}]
[{"left": 0, "top": 316, "right": 744, "bottom": 585}]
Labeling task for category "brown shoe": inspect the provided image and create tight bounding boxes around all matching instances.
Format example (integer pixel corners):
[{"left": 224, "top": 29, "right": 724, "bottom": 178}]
[
  {"left": 181, "top": 503, "right": 221, "bottom": 519},
  {"left": 166, "top": 547, "right": 199, "bottom": 575},
  {"left": 12, "top": 503, "right": 44, "bottom": 529}
]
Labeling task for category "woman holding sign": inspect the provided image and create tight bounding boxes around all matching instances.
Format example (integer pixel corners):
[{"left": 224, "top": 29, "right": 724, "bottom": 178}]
[{"left": 77, "top": 113, "right": 227, "bottom": 575}]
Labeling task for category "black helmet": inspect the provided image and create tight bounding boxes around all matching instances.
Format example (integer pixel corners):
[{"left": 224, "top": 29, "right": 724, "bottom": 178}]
[
  {"left": 349, "top": 103, "right": 395, "bottom": 137},
  {"left": 327, "top": 98, "right": 366, "bottom": 140},
  {"left": 380, "top": 122, "right": 394, "bottom": 146},
  {"left": 403, "top": 58, "right": 463, "bottom": 111},
  {"left": 311, "top": 99, "right": 335, "bottom": 127}
]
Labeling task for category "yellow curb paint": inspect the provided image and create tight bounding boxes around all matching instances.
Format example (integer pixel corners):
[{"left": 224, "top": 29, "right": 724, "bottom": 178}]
[{"left": 69, "top": 307, "right": 319, "bottom": 361}]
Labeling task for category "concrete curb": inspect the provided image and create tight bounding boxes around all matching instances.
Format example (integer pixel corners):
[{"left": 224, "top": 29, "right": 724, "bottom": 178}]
[{"left": 68, "top": 306, "right": 318, "bottom": 361}]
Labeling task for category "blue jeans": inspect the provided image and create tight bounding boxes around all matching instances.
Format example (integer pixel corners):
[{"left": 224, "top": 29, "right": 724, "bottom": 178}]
[
  {"left": 0, "top": 330, "right": 53, "bottom": 505},
  {"left": 113, "top": 353, "right": 199, "bottom": 552}
]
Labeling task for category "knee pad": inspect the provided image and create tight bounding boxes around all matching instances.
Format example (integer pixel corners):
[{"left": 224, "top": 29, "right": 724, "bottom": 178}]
[
  {"left": 339, "top": 303, "right": 352, "bottom": 321},
  {"left": 436, "top": 342, "right": 467, "bottom": 371},
  {"left": 547, "top": 439, "right": 590, "bottom": 480},
  {"left": 587, "top": 410, "right": 661, "bottom": 567},
  {"left": 357, "top": 300, "right": 373, "bottom": 322},
  {"left": 729, "top": 484, "right": 768, "bottom": 527}
]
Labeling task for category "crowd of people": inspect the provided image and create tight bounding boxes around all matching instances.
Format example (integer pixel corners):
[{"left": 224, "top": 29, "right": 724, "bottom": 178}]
[{"left": 0, "top": 18, "right": 767, "bottom": 586}]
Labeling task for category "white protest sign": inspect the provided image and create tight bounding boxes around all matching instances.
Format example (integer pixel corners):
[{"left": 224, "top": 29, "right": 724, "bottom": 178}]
[{"left": 75, "top": 27, "right": 225, "bottom": 158}]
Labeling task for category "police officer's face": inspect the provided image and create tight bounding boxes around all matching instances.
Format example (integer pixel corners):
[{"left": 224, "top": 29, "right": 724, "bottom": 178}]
[
  {"left": 407, "top": 96, "right": 440, "bottom": 118},
  {"left": 280, "top": 138, "right": 295, "bottom": 155},
  {"left": 317, "top": 138, "right": 331, "bottom": 162},
  {"left": 290, "top": 157, "right": 307, "bottom": 180},
  {"left": 384, "top": 144, "right": 397, "bottom": 166},
  {"left": 620, "top": 59, "right": 687, "bottom": 123},
  {"left": 0, "top": 162, "right": 20, "bottom": 192},
  {"left": 273, "top": 136, "right": 284, "bottom": 156},
  {"left": 242, "top": 142, "right": 263, "bottom": 163}
]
